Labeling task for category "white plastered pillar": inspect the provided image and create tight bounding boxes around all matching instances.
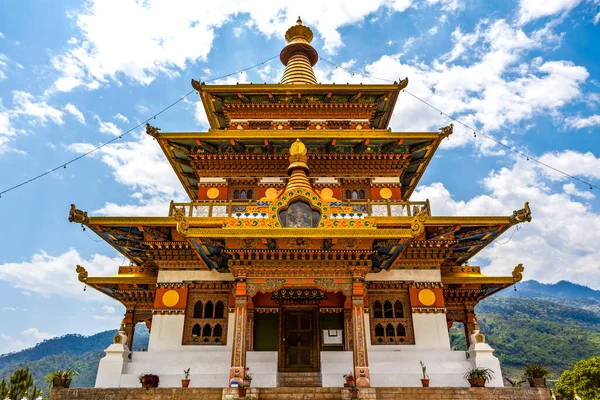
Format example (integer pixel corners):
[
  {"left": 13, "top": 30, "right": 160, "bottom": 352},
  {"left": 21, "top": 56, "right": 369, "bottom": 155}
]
[{"left": 95, "top": 331, "right": 130, "bottom": 388}]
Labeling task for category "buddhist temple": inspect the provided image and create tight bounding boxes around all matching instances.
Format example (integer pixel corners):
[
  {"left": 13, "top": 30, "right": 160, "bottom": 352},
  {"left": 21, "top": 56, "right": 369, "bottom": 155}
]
[{"left": 69, "top": 18, "right": 532, "bottom": 389}]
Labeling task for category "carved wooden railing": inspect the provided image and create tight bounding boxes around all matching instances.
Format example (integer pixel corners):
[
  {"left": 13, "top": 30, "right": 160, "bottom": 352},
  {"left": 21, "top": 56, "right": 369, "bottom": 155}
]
[{"left": 168, "top": 199, "right": 430, "bottom": 218}]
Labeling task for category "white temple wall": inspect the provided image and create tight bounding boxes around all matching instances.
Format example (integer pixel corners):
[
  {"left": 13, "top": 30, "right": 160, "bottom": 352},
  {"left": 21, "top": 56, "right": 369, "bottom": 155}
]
[{"left": 148, "top": 313, "right": 235, "bottom": 351}]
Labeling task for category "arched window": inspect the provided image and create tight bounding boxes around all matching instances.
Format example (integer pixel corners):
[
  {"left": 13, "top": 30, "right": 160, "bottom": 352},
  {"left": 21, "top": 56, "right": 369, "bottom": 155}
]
[
  {"left": 394, "top": 301, "right": 404, "bottom": 318},
  {"left": 193, "top": 301, "right": 203, "bottom": 318},
  {"left": 191, "top": 323, "right": 201, "bottom": 337},
  {"left": 213, "top": 324, "right": 223, "bottom": 341},
  {"left": 247, "top": 190, "right": 253, "bottom": 200},
  {"left": 204, "top": 301, "right": 214, "bottom": 318},
  {"left": 215, "top": 301, "right": 224, "bottom": 319},
  {"left": 373, "top": 301, "right": 383, "bottom": 318},
  {"left": 386, "top": 323, "right": 395, "bottom": 337},
  {"left": 359, "top": 190, "right": 365, "bottom": 199},
  {"left": 346, "top": 190, "right": 352, "bottom": 199},
  {"left": 397, "top": 323, "right": 406, "bottom": 337},
  {"left": 375, "top": 324, "right": 384, "bottom": 339},
  {"left": 352, "top": 190, "right": 358, "bottom": 200},
  {"left": 202, "top": 324, "right": 212, "bottom": 337},
  {"left": 233, "top": 190, "right": 239, "bottom": 200},
  {"left": 384, "top": 300, "right": 393, "bottom": 318},
  {"left": 240, "top": 190, "right": 247, "bottom": 200}
]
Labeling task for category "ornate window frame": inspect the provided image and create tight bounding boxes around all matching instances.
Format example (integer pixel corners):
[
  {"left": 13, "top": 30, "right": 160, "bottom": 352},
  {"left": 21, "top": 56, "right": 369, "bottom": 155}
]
[
  {"left": 367, "top": 282, "right": 415, "bottom": 345},
  {"left": 183, "top": 282, "right": 231, "bottom": 345}
]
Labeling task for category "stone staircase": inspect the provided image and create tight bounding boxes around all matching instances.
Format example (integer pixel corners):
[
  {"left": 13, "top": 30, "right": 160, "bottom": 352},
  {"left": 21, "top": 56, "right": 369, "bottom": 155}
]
[
  {"left": 259, "top": 387, "right": 343, "bottom": 400},
  {"left": 277, "top": 372, "right": 323, "bottom": 387}
]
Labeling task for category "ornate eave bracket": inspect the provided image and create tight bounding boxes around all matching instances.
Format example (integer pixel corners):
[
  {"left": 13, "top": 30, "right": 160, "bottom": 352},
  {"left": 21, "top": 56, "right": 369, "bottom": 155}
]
[
  {"left": 439, "top": 123, "right": 453, "bottom": 138},
  {"left": 145, "top": 123, "right": 161, "bottom": 137},
  {"left": 76, "top": 264, "right": 88, "bottom": 283},
  {"left": 410, "top": 210, "right": 428, "bottom": 237},
  {"left": 509, "top": 202, "right": 532, "bottom": 225},
  {"left": 68, "top": 204, "right": 90, "bottom": 225},
  {"left": 191, "top": 78, "right": 205, "bottom": 92},
  {"left": 512, "top": 263, "right": 524, "bottom": 282},
  {"left": 398, "top": 77, "right": 409, "bottom": 91}
]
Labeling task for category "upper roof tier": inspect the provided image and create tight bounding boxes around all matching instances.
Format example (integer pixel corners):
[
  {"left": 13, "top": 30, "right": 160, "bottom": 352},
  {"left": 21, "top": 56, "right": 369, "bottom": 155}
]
[{"left": 192, "top": 81, "right": 408, "bottom": 131}]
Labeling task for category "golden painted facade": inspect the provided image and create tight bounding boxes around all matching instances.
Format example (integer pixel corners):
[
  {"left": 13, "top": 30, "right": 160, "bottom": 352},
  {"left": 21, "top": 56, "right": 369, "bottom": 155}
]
[{"left": 70, "top": 19, "right": 531, "bottom": 388}]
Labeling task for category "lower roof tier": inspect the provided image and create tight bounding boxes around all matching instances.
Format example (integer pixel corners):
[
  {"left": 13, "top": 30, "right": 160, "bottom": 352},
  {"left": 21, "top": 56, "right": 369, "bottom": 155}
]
[{"left": 69, "top": 201, "right": 531, "bottom": 273}]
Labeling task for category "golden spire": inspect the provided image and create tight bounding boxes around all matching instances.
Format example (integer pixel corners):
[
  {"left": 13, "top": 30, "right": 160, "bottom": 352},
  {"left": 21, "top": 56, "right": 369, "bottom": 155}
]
[
  {"left": 279, "top": 17, "right": 318, "bottom": 84},
  {"left": 285, "top": 139, "right": 312, "bottom": 192}
]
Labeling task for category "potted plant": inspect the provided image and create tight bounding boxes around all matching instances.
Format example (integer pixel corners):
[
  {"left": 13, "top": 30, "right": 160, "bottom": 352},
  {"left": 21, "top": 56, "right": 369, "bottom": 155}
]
[
  {"left": 237, "top": 381, "right": 247, "bottom": 398},
  {"left": 464, "top": 367, "right": 494, "bottom": 387},
  {"left": 182, "top": 368, "right": 191, "bottom": 388},
  {"left": 523, "top": 364, "right": 550, "bottom": 387},
  {"left": 349, "top": 385, "right": 359, "bottom": 399},
  {"left": 343, "top": 373, "right": 355, "bottom": 387},
  {"left": 139, "top": 373, "right": 159, "bottom": 389},
  {"left": 420, "top": 361, "right": 430, "bottom": 387},
  {"left": 45, "top": 369, "right": 78, "bottom": 389},
  {"left": 244, "top": 367, "right": 252, "bottom": 387}
]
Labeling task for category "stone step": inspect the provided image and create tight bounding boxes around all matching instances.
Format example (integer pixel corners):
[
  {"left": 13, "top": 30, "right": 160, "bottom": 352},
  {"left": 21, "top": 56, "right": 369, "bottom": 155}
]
[
  {"left": 278, "top": 372, "right": 322, "bottom": 387},
  {"left": 260, "top": 387, "right": 342, "bottom": 400}
]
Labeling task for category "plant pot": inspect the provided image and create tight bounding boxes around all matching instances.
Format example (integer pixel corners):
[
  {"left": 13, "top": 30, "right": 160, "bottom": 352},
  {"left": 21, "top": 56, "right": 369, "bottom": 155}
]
[
  {"left": 63, "top": 379, "right": 72, "bottom": 389},
  {"left": 421, "top": 378, "right": 430, "bottom": 387},
  {"left": 468, "top": 378, "right": 486, "bottom": 387},
  {"left": 237, "top": 387, "right": 247, "bottom": 397},
  {"left": 528, "top": 378, "right": 546, "bottom": 388},
  {"left": 182, "top": 379, "right": 190, "bottom": 388},
  {"left": 52, "top": 377, "right": 62, "bottom": 388},
  {"left": 244, "top": 378, "right": 252, "bottom": 387}
]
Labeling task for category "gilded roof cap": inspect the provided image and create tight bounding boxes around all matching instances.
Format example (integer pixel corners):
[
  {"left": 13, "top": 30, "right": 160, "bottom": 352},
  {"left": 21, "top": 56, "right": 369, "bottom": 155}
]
[{"left": 284, "top": 17, "right": 314, "bottom": 45}]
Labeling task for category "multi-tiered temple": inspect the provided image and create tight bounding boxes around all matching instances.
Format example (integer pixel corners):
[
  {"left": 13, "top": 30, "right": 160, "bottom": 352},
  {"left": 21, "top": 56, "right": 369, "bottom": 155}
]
[{"left": 69, "top": 19, "right": 532, "bottom": 389}]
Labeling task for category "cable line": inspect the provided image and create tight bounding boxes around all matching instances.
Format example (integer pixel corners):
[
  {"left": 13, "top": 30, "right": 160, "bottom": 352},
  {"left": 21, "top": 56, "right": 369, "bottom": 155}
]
[
  {"left": 319, "top": 56, "right": 599, "bottom": 191},
  {"left": 0, "top": 55, "right": 279, "bottom": 198}
]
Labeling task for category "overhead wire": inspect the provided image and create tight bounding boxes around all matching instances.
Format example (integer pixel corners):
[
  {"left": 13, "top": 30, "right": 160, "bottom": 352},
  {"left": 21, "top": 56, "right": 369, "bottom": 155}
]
[
  {"left": 0, "top": 54, "right": 280, "bottom": 198},
  {"left": 319, "top": 56, "right": 599, "bottom": 191}
]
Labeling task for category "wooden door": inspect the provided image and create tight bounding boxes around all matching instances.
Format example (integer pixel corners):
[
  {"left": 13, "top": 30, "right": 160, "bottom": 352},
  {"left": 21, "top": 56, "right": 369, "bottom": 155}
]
[{"left": 281, "top": 309, "right": 319, "bottom": 371}]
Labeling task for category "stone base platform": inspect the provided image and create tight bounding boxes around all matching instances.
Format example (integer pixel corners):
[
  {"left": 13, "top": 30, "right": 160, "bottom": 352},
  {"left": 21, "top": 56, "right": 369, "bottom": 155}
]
[{"left": 50, "top": 387, "right": 552, "bottom": 400}]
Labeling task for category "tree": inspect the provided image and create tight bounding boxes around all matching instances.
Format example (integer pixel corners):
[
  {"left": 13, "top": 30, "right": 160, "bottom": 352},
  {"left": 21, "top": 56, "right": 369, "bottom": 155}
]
[
  {"left": 6, "top": 368, "right": 41, "bottom": 400},
  {"left": 0, "top": 379, "right": 8, "bottom": 399},
  {"left": 556, "top": 356, "right": 600, "bottom": 400}
]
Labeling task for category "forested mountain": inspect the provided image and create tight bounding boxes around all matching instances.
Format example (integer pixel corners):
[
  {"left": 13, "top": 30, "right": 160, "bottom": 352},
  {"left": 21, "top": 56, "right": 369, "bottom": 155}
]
[
  {"left": 0, "top": 326, "right": 149, "bottom": 388},
  {"left": 1, "top": 280, "right": 599, "bottom": 388}
]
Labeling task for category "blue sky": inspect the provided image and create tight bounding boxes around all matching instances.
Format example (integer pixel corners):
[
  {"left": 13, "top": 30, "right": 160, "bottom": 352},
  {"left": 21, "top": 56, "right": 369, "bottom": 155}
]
[{"left": 0, "top": 0, "right": 599, "bottom": 355}]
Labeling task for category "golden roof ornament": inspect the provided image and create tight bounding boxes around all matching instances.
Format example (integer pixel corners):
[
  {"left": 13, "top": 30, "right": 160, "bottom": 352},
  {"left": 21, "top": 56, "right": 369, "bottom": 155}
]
[
  {"left": 280, "top": 17, "right": 318, "bottom": 84},
  {"left": 285, "top": 139, "right": 312, "bottom": 192}
]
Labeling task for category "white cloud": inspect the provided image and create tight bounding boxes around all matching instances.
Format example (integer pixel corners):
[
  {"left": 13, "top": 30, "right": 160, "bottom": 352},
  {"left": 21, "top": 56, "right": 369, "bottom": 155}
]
[
  {"left": 64, "top": 103, "right": 86, "bottom": 124},
  {"left": 22, "top": 328, "right": 54, "bottom": 341},
  {"left": 562, "top": 183, "right": 595, "bottom": 199},
  {"left": 537, "top": 150, "right": 600, "bottom": 181},
  {"left": 0, "top": 32, "right": 4, "bottom": 39},
  {"left": 114, "top": 113, "right": 129, "bottom": 123},
  {"left": 49, "top": 0, "right": 461, "bottom": 92},
  {"left": 518, "top": 0, "right": 581, "bottom": 24},
  {"left": 0, "top": 249, "right": 121, "bottom": 300},
  {"left": 411, "top": 150, "right": 600, "bottom": 289},
  {"left": 314, "top": 19, "right": 588, "bottom": 153},
  {"left": 102, "top": 305, "right": 116, "bottom": 314},
  {"left": 594, "top": 12, "right": 600, "bottom": 24},
  {"left": 565, "top": 114, "right": 600, "bottom": 129},
  {"left": 68, "top": 131, "right": 186, "bottom": 215},
  {"left": 12, "top": 91, "right": 64, "bottom": 125},
  {"left": 94, "top": 114, "right": 121, "bottom": 135},
  {"left": 136, "top": 105, "right": 150, "bottom": 114},
  {"left": 0, "top": 54, "right": 8, "bottom": 81}
]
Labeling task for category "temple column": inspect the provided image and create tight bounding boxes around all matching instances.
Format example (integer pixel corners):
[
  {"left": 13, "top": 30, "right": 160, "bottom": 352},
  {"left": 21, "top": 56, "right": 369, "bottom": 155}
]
[
  {"left": 229, "top": 280, "right": 248, "bottom": 385},
  {"left": 465, "top": 305, "right": 478, "bottom": 346},
  {"left": 246, "top": 304, "right": 254, "bottom": 352},
  {"left": 122, "top": 310, "right": 135, "bottom": 350},
  {"left": 343, "top": 296, "right": 353, "bottom": 351},
  {"left": 351, "top": 281, "right": 370, "bottom": 388}
]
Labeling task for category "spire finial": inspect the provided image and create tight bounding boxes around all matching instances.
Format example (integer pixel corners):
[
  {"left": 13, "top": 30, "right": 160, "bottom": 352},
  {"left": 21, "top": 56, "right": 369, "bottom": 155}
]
[{"left": 297, "top": 16, "right": 303, "bottom": 25}]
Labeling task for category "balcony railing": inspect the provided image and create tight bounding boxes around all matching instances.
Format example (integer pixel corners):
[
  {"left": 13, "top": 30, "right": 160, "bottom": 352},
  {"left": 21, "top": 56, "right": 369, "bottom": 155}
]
[{"left": 168, "top": 199, "right": 430, "bottom": 219}]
